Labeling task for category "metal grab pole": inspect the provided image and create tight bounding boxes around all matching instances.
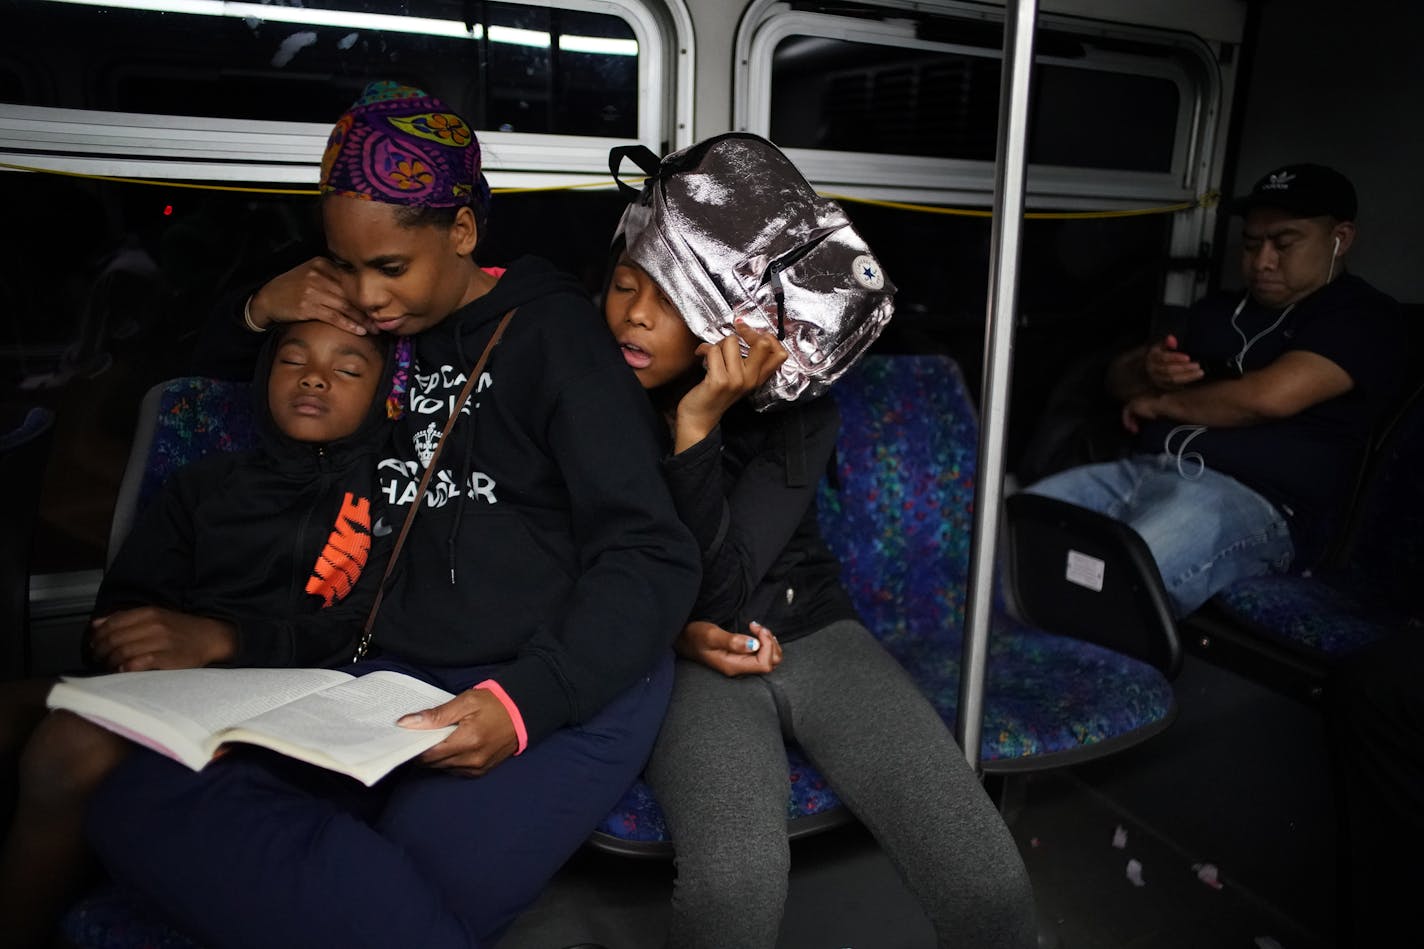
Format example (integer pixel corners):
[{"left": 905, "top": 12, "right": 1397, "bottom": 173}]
[{"left": 956, "top": 0, "right": 1038, "bottom": 773}]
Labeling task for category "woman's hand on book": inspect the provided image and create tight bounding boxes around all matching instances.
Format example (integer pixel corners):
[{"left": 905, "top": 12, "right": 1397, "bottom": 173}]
[
  {"left": 89, "top": 608, "right": 238, "bottom": 672},
  {"left": 675, "top": 620, "right": 782, "bottom": 677},
  {"left": 397, "top": 689, "right": 518, "bottom": 776}
]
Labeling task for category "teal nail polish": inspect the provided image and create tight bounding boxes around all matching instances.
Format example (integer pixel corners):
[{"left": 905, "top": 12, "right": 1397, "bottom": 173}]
[{"left": 746, "top": 637, "right": 760, "bottom": 652}]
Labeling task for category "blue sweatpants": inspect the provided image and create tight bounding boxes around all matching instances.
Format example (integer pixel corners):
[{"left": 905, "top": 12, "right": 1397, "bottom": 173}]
[{"left": 85, "top": 652, "right": 674, "bottom": 949}]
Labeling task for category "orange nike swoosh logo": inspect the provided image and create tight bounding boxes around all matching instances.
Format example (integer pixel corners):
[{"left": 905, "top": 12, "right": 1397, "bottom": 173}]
[{"left": 306, "top": 492, "right": 373, "bottom": 608}]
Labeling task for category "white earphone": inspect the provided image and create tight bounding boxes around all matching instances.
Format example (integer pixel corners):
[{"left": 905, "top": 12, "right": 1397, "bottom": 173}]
[{"left": 1332, "top": 235, "right": 1342, "bottom": 257}]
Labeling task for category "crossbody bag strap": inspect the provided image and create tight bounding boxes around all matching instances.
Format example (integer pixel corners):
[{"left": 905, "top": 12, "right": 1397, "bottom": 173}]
[{"left": 352, "top": 307, "right": 518, "bottom": 662}]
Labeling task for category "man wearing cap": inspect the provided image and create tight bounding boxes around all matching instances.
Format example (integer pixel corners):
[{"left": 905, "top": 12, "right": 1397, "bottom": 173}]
[{"left": 1024, "top": 163, "right": 1404, "bottom": 618}]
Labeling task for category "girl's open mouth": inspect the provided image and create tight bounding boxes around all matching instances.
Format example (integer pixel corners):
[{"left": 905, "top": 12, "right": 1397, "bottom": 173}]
[{"left": 620, "top": 343, "right": 652, "bottom": 370}]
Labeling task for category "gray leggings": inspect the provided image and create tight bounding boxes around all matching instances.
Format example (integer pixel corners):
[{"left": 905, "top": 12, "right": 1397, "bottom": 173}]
[{"left": 644, "top": 620, "right": 1037, "bottom": 949}]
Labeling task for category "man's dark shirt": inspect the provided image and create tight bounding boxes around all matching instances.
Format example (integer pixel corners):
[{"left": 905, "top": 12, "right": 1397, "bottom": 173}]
[{"left": 1136, "top": 273, "right": 1404, "bottom": 564}]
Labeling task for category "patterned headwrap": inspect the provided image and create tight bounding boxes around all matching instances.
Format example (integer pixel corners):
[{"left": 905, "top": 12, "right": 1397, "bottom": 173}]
[{"left": 320, "top": 80, "right": 491, "bottom": 227}]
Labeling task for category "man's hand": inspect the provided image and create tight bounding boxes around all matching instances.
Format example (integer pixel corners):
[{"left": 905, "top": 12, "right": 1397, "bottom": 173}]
[
  {"left": 89, "top": 608, "right": 238, "bottom": 672},
  {"left": 1122, "top": 350, "right": 1354, "bottom": 432},
  {"left": 1143, "top": 334, "right": 1204, "bottom": 390},
  {"left": 398, "top": 688, "right": 519, "bottom": 777},
  {"left": 1121, "top": 393, "right": 1167, "bottom": 434},
  {"left": 247, "top": 257, "right": 374, "bottom": 335},
  {"left": 673, "top": 324, "right": 788, "bottom": 452},
  {"left": 675, "top": 620, "right": 783, "bottom": 677}
]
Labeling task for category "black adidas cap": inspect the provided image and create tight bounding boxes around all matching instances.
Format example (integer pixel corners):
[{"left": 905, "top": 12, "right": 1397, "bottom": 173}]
[{"left": 1229, "top": 163, "right": 1357, "bottom": 221}]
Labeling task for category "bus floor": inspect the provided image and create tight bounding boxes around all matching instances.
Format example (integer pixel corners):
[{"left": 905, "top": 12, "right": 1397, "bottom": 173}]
[{"left": 496, "top": 652, "right": 1337, "bottom": 949}]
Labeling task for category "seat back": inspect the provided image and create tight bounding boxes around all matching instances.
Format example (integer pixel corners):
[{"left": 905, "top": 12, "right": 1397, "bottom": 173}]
[
  {"left": 0, "top": 408, "right": 56, "bottom": 681},
  {"left": 818, "top": 355, "right": 1176, "bottom": 770},
  {"left": 1004, "top": 492, "right": 1182, "bottom": 677},
  {"left": 817, "top": 355, "right": 979, "bottom": 674},
  {"left": 1185, "top": 344, "right": 1424, "bottom": 699},
  {"left": 1335, "top": 379, "right": 1424, "bottom": 621},
  {"left": 107, "top": 377, "right": 256, "bottom": 565}
]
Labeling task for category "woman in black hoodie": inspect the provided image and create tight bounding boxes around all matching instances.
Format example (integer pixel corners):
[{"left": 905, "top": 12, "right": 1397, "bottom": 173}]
[
  {"left": 84, "top": 82, "right": 698, "bottom": 948},
  {"left": 0, "top": 318, "right": 394, "bottom": 949}
]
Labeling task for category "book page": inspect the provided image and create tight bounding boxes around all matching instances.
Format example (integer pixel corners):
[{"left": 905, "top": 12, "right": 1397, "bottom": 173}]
[
  {"left": 219, "top": 671, "right": 458, "bottom": 785},
  {"left": 47, "top": 668, "right": 353, "bottom": 770}
]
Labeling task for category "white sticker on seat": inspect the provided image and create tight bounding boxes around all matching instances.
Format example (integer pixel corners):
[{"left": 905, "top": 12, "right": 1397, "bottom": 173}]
[{"left": 1065, "top": 550, "right": 1105, "bottom": 592}]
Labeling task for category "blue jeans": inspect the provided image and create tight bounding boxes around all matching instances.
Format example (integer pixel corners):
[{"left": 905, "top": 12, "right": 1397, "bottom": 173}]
[
  {"left": 85, "top": 652, "right": 674, "bottom": 949},
  {"left": 1025, "top": 455, "right": 1294, "bottom": 617}
]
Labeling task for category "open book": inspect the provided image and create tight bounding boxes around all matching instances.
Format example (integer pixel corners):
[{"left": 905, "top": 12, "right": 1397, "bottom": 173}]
[{"left": 47, "top": 667, "right": 458, "bottom": 786}]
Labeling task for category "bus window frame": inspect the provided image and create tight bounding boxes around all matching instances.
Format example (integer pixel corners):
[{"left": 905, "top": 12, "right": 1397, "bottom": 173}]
[
  {"left": 0, "top": 0, "right": 692, "bottom": 189},
  {"left": 733, "top": 0, "right": 1234, "bottom": 307}
]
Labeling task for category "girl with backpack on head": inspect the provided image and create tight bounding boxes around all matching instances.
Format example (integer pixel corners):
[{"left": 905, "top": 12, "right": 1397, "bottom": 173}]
[{"left": 602, "top": 135, "right": 1038, "bottom": 948}]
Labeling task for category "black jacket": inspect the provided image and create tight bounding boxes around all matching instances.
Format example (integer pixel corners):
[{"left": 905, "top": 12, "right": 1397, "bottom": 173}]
[
  {"left": 96, "top": 329, "right": 396, "bottom": 668},
  {"left": 366, "top": 257, "right": 700, "bottom": 744},
  {"left": 662, "top": 397, "right": 857, "bottom": 643}
]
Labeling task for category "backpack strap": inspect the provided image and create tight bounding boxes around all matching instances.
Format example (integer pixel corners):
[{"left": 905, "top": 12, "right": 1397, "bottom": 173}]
[{"left": 609, "top": 133, "right": 773, "bottom": 202}]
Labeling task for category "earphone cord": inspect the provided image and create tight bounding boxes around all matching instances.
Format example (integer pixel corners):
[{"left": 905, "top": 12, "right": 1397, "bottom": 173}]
[
  {"left": 1163, "top": 424, "right": 1209, "bottom": 481},
  {"left": 1230, "top": 295, "right": 1295, "bottom": 373}
]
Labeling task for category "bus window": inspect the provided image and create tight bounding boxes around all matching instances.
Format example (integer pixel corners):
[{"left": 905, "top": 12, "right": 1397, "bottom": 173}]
[
  {"left": 0, "top": 0, "right": 676, "bottom": 577},
  {"left": 4, "top": 0, "right": 642, "bottom": 138},
  {"left": 736, "top": 1, "right": 1215, "bottom": 472},
  {"left": 740, "top": 3, "right": 1216, "bottom": 195},
  {"left": 769, "top": 34, "right": 1182, "bottom": 174}
]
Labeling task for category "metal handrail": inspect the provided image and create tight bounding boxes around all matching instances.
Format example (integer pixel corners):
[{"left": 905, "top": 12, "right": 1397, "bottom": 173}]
[{"left": 956, "top": 0, "right": 1038, "bottom": 773}]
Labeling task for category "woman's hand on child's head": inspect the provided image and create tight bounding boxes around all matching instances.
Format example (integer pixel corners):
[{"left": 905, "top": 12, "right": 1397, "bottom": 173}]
[
  {"left": 675, "top": 620, "right": 782, "bottom": 677},
  {"left": 89, "top": 608, "right": 237, "bottom": 672},
  {"left": 398, "top": 688, "right": 519, "bottom": 776},
  {"left": 673, "top": 324, "right": 788, "bottom": 452},
  {"left": 248, "top": 257, "right": 375, "bottom": 336}
]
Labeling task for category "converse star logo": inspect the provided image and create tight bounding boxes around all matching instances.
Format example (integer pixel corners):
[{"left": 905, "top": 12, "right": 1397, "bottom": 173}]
[
  {"left": 852, "top": 254, "right": 885, "bottom": 290},
  {"left": 1263, "top": 171, "right": 1296, "bottom": 191}
]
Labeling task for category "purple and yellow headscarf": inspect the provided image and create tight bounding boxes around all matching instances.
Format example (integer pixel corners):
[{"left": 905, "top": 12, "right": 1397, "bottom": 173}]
[{"left": 320, "top": 80, "right": 491, "bottom": 226}]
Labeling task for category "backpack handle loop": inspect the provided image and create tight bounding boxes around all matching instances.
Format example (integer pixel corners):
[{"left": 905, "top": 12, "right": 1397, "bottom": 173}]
[{"left": 609, "top": 144, "right": 662, "bottom": 202}]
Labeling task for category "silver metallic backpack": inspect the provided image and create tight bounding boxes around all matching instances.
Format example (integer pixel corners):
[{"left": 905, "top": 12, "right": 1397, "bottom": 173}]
[{"left": 610, "top": 133, "right": 895, "bottom": 409}]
